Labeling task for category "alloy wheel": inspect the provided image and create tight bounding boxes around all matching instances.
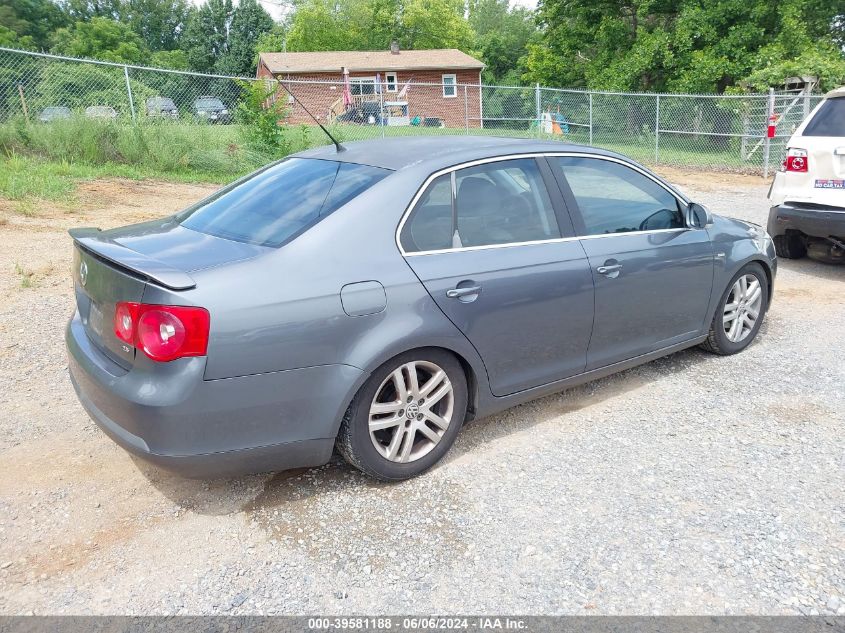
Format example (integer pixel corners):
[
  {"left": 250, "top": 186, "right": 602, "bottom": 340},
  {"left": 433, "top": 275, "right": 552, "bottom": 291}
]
[
  {"left": 368, "top": 360, "right": 454, "bottom": 463},
  {"left": 722, "top": 274, "right": 763, "bottom": 343}
]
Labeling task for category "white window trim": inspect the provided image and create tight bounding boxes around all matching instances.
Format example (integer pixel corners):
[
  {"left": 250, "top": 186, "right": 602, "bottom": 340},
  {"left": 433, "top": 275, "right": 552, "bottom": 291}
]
[
  {"left": 442, "top": 74, "right": 457, "bottom": 98},
  {"left": 385, "top": 72, "right": 398, "bottom": 92}
]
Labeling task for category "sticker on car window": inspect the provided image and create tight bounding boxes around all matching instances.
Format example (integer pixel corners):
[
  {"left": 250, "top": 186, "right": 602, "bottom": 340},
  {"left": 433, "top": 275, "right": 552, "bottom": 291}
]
[{"left": 815, "top": 179, "right": 845, "bottom": 189}]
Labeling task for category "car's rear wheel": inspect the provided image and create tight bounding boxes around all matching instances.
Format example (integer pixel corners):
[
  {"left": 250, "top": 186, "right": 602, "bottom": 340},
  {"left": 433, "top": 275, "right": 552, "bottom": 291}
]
[
  {"left": 773, "top": 232, "right": 806, "bottom": 259},
  {"left": 700, "top": 262, "right": 769, "bottom": 355},
  {"left": 336, "top": 349, "right": 467, "bottom": 481}
]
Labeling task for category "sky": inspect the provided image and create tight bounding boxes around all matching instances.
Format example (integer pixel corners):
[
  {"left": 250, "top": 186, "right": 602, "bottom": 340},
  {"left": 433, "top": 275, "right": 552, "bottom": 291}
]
[{"left": 189, "top": 0, "right": 538, "bottom": 24}]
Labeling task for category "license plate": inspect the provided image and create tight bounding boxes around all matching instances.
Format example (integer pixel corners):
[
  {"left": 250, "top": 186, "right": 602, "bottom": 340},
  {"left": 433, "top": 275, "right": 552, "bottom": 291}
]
[
  {"left": 815, "top": 179, "right": 845, "bottom": 189},
  {"left": 89, "top": 302, "right": 104, "bottom": 337}
]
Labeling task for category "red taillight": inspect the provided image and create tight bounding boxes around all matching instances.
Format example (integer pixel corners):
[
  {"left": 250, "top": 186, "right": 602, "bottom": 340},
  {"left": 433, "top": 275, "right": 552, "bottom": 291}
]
[
  {"left": 784, "top": 148, "right": 808, "bottom": 172},
  {"left": 113, "top": 302, "right": 210, "bottom": 362}
]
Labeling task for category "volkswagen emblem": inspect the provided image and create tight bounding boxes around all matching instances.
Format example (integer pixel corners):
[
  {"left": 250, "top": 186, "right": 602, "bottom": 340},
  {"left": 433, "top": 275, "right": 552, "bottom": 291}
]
[{"left": 79, "top": 260, "right": 88, "bottom": 287}]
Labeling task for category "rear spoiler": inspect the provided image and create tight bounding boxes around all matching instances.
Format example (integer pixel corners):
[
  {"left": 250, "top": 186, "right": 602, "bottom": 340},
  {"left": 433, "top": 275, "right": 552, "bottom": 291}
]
[{"left": 69, "top": 227, "right": 196, "bottom": 291}]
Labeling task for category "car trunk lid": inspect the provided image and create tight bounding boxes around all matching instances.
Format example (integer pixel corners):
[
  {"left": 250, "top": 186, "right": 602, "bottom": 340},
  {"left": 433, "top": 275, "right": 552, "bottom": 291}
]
[
  {"left": 72, "top": 240, "right": 152, "bottom": 370},
  {"left": 70, "top": 222, "right": 269, "bottom": 369}
]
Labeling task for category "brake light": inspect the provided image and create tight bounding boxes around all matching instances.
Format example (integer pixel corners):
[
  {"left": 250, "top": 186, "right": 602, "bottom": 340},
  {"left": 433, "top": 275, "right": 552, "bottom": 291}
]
[
  {"left": 113, "top": 302, "right": 210, "bottom": 362},
  {"left": 784, "top": 148, "right": 808, "bottom": 172}
]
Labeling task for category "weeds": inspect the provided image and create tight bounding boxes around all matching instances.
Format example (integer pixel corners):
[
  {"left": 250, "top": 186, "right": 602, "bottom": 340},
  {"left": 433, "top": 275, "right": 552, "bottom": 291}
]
[{"left": 14, "top": 262, "right": 34, "bottom": 289}]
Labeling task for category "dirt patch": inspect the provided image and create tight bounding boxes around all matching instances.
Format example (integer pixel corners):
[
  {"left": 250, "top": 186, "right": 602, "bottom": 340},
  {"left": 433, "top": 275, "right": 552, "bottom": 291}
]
[
  {"left": 0, "top": 179, "right": 218, "bottom": 299},
  {"left": 653, "top": 166, "right": 770, "bottom": 191}
]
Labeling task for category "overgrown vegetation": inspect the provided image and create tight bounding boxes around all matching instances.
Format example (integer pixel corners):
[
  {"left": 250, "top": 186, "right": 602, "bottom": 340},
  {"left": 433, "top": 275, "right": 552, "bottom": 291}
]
[
  {"left": 0, "top": 117, "right": 271, "bottom": 178},
  {"left": 0, "top": 114, "right": 327, "bottom": 203},
  {"left": 234, "top": 79, "right": 310, "bottom": 157}
]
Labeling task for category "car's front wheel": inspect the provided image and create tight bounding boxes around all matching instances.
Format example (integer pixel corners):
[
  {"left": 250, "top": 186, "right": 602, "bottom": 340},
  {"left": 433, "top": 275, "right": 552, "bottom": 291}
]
[
  {"left": 700, "top": 262, "right": 769, "bottom": 355},
  {"left": 337, "top": 349, "right": 468, "bottom": 481}
]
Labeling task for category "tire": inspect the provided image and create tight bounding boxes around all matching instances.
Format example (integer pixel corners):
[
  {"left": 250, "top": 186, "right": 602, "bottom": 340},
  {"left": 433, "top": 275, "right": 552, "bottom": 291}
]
[
  {"left": 336, "top": 348, "right": 468, "bottom": 481},
  {"left": 700, "top": 262, "right": 769, "bottom": 355},
  {"left": 773, "top": 233, "right": 806, "bottom": 259}
]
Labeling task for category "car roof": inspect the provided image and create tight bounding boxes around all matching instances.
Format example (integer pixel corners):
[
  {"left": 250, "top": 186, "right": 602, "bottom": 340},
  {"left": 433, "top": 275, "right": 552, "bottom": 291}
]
[
  {"left": 824, "top": 86, "right": 845, "bottom": 99},
  {"left": 295, "top": 135, "right": 631, "bottom": 171}
]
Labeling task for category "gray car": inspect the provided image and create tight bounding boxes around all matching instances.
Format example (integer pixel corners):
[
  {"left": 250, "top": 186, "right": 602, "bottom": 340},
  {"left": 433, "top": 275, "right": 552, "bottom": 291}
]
[{"left": 66, "top": 137, "right": 777, "bottom": 481}]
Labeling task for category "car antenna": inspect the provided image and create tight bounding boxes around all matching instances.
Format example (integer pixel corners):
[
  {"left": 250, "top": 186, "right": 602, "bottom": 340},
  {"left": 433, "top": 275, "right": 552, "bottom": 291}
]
[{"left": 276, "top": 80, "right": 345, "bottom": 153}]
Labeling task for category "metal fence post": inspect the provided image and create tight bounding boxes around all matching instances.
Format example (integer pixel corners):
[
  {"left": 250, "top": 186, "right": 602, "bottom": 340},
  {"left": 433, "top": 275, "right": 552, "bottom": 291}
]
[
  {"left": 535, "top": 83, "right": 541, "bottom": 137},
  {"left": 124, "top": 65, "right": 136, "bottom": 122},
  {"left": 464, "top": 85, "right": 469, "bottom": 134},
  {"left": 763, "top": 88, "right": 774, "bottom": 178},
  {"left": 379, "top": 85, "right": 385, "bottom": 139},
  {"left": 588, "top": 92, "right": 593, "bottom": 146},
  {"left": 654, "top": 94, "right": 660, "bottom": 162}
]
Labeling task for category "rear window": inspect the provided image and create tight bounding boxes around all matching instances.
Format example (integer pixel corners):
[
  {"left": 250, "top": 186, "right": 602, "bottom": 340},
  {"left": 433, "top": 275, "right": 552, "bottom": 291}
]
[
  {"left": 196, "top": 98, "right": 224, "bottom": 109},
  {"left": 803, "top": 99, "right": 845, "bottom": 137},
  {"left": 179, "top": 158, "right": 391, "bottom": 247}
]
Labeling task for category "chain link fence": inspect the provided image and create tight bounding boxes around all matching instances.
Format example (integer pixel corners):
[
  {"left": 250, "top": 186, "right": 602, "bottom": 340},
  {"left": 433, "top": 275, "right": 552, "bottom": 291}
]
[{"left": 0, "top": 46, "right": 825, "bottom": 176}]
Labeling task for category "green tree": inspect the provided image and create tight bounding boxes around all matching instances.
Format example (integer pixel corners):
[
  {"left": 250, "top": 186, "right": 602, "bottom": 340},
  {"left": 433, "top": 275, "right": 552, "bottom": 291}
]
[
  {"left": 285, "top": 0, "right": 366, "bottom": 51},
  {"left": 254, "top": 23, "right": 287, "bottom": 53},
  {"left": 216, "top": 0, "right": 274, "bottom": 75},
  {"left": 284, "top": 0, "right": 471, "bottom": 52},
  {"left": 57, "top": 0, "right": 124, "bottom": 21},
  {"left": 0, "top": 0, "right": 69, "bottom": 50},
  {"left": 122, "top": 0, "right": 190, "bottom": 51},
  {"left": 0, "top": 24, "right": 36, "bottom": 49},
  {"left": 149, "top": 48, "right": 189, "bottom": 69},
  {"left": 181, "top": 0, "right": 232, "bottom": 72},
  {"left": 400, "top": 0, "right": 474, "bottom": 50},
  {"left": 469, "top": 0, "right": 537, "bottom": 82},
  {"left": 50, "top": 16, "right": 148, "bottom": 63},
  {"left": 525, "top": 0, "right": 845, "bottom": 92}
]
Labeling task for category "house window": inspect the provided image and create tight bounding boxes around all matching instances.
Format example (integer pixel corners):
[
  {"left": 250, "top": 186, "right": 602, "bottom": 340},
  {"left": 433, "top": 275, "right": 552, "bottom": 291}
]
[
  {"left": 385, "top": 72, "right": 397, "bottom": 92},
  {"left": 349, "top": 77, "right": 376, "bottom": 96},
  {"left": 442, "top": 74, "right": 457, "bottom": 98}
]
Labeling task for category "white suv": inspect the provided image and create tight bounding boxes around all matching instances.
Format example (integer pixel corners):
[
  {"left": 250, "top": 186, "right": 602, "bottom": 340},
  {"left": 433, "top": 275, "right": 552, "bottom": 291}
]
[{"left": 768, "top": 86, "right": 845, "bottom": 263}]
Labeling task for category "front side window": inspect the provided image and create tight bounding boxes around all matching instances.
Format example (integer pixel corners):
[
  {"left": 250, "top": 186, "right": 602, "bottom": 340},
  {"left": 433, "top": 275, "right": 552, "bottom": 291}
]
[
  {"left": 181, "top": 158, "right": 390, "bottom": 247},
  {"left": 400, "top": 158, "right": 560, "bottom": 253},
  {"left": 551, "top": 157, "right": 684, "bottom": 235},
  {"left": 802, "top": 99, "right": 845, "bottom": 137},
  {"left": 442, "top": 74, "right": 457, "bottom": 98}
]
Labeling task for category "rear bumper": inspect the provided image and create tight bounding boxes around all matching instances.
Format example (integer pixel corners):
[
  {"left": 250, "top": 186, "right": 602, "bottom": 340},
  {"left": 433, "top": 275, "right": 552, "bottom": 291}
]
[
  {"left": 767, "top": 203, "right": 845, "bottom": 239},
  {"left": 66, "top": 312, "right": 363, "bottom": 478}
]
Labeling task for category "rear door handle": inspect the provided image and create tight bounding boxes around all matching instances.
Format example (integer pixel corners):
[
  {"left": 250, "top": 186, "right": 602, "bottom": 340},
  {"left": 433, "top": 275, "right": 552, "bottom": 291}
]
[
  {"left": 446, "top": 285, "right": 482, "bottom": 298},
  {"left": 596, "top": 264, "right": 622, "bottom": 275}
]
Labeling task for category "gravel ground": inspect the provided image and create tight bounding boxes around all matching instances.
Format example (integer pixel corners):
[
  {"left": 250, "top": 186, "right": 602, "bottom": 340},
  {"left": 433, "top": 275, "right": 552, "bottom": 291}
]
[{"left": 0, "top": 170, "right": 842, "bottom": 616}]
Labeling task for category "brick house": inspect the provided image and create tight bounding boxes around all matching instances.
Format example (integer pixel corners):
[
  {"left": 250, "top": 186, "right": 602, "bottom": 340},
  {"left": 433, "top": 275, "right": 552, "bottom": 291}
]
[{"left": 256, "top": 46, "right": 484, "bottom": 129}]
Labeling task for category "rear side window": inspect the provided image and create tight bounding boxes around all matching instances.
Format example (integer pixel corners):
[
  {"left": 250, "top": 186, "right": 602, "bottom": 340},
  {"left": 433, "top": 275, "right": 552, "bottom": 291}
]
[
  {"left": 551, "top": 156, "right": 683, "bottom": 235},
  {"left": 180, "top": 158, "right": 390, "bottom": 247},
  {"left": 803, "top": 99, "right": 845, "bottom": 137},
  {"left": 400, "top": 158, "right": 560, "bottom": 253}
]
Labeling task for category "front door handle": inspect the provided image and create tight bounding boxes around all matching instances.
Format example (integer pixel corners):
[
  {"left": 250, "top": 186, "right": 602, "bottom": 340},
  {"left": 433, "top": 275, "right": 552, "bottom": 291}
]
[
  {"left": 446, "top": 285, "right": 482, "bottom": 299},
  {"left": 596, "top": 264, "right": 622, "bottom": 276}
]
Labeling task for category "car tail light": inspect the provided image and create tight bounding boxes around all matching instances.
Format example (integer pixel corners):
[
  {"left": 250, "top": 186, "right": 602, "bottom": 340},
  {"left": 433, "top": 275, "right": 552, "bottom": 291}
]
[
  {"left": 784, "top": 148, "right": 808, "bottom": 172},
  {"left": 113, "top": 302, "right": 210, "bottom": 362}
]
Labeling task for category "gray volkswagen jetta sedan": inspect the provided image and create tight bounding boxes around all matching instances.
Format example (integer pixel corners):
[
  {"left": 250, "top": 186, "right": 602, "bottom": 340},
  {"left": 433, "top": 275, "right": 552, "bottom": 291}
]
[{"left": 66, "top": 136, "right": 776, "bottom": 480}]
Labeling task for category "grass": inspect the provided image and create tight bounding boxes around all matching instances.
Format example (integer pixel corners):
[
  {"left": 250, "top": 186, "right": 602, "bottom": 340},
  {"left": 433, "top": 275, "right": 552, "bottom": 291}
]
[
  {"left": 0, "top": 116, "right": 766, "bottom": 205},
  {"left": 14, "top": 262, "right": 34, "bottom": 289}
]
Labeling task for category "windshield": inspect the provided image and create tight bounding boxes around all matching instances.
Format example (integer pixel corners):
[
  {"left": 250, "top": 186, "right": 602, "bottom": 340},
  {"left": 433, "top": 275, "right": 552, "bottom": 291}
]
[
  {"left": 195, "top": 98, "right": 224, "bottom": 109},
  {"left": 149, "top": 98, "right": 175, "bottom": 108},
  {"left": 803, "top": 99, "right": 845, "bottom": 137},
  {"left": 180, "top": 158, "right": 391, "bottom": 247}
]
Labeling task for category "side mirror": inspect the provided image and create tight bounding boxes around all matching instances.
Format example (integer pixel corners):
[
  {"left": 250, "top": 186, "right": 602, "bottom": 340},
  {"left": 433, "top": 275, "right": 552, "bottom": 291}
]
[{"left": 688, "top": 202, "right": 712, "bottom": 229}]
